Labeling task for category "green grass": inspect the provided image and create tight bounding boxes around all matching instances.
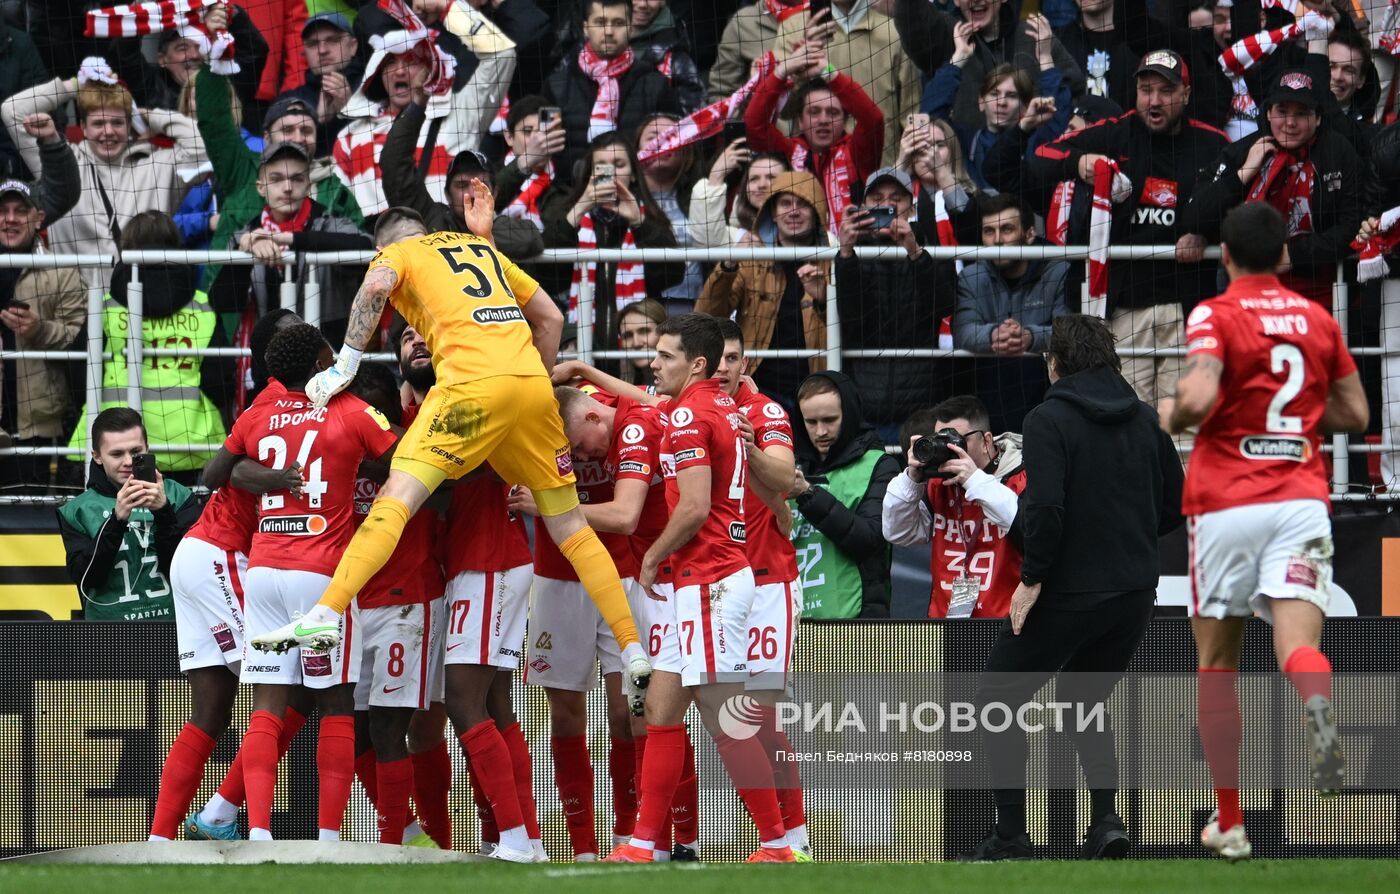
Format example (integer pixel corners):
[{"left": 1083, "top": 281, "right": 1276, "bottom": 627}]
[{"left": 3, "top": 861, "right": 1400, "bottom": 894}]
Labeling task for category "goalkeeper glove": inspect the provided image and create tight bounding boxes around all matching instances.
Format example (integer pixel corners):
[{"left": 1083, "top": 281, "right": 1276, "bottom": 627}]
[{"left": 306, "top": 344, "right": 362, "bottom": 409}]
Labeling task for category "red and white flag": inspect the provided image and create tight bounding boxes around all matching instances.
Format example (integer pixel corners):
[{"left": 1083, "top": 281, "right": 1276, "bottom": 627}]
[
  {"left": 639, "top": 52, "right": 776, "bottom": 161},
  {"left": 85, "top": 0, "right": 238, "bottom": 75}
]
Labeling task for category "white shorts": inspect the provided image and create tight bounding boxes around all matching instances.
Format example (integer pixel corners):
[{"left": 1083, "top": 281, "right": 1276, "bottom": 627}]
[
  {"left": 745, "top": 577, "right": 803, "bottom": 691},
  {"left": 673, "top": 567, "right": 756, "bottom": 687},
  {"left": 170, "top": 537, "right": 247, "bottom": 673},
  {"left": 444, "top": 565, "right": 531, "bottom": 670},
  {"left": 525, "top": 576, "right": 649, "bottom": 691},
  {"left": 642, "top": 580, "right": 682, "bottom": 675},
  {"left": 354, "top": 597, "right": 446, "bottom": 710},
  {"left": 1189, "top": 499, "right": 1334, "bottom": 624},
  {"left": 241, "top": 567, "right": 360, "bottom": 689}
]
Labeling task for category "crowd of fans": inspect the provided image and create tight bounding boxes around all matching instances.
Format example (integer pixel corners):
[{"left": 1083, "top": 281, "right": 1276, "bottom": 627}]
[{"left": 1, "top": 0, "right": 1398, "bottom": 499}]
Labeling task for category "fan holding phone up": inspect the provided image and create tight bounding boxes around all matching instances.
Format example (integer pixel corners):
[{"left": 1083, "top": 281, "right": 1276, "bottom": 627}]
[{"left": 837, "top": 167, "right": 921, "bottom": 261}]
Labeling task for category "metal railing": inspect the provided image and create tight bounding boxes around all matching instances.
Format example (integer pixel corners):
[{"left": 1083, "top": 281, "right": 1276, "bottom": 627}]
[{"left": 1, "top": 244, "right": 1395, "bottom": 502}]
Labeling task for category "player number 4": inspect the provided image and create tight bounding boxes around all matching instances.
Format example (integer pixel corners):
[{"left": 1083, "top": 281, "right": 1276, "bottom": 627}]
[{"left": 1267, "top": 344, "right": 1305, "bottom": 435}]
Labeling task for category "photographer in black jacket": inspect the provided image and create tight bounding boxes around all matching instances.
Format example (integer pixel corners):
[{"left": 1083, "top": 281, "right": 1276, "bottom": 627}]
[{"left": 967, "top": 314, "right": 1183, "bottom": 862}]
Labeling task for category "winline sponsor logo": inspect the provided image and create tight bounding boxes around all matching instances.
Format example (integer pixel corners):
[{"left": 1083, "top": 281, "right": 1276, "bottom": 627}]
[{"left": 258, "top": 515, "right": 328, "bottom": 535}]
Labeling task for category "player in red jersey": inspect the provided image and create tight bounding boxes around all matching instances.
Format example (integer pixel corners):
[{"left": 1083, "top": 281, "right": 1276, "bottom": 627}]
[
  {"left": 222, "top": 323, "right": 399, "bottom": 842},
  {"left": 1169, "top": 202, "right": 1370, "bottom": 861},
  {"left": 604, "top": 314, "right": 793, "bottom": 864}
]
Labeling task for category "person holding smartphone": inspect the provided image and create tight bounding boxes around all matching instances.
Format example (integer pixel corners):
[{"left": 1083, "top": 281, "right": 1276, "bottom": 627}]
[{"left": 57, "top": 407, "right": 200, "bottom": 621}]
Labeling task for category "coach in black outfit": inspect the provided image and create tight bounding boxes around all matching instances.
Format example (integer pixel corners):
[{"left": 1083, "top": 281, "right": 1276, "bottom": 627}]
[{"left": 967, "top": 314, "right": 1184, "bottom": 861}]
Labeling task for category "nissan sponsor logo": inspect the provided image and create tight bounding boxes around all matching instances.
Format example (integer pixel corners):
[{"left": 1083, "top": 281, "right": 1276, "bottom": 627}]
[
  {"left": 472, "top": 305, "right": 526, "bottom": 324},
  {"left": 258, "top": 514, "right": 328, "bottom": 535},
  {"left": 1239, "top": 436, "right": 1309, "bottom": 462},
  {"left": 729, "top": 521, "right": 747, "bottom": 543}
]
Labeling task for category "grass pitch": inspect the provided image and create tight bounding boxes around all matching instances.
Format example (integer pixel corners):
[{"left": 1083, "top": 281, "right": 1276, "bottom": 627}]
[{"left": 4, "top": 860, "right": 1399, "bottom": 894}]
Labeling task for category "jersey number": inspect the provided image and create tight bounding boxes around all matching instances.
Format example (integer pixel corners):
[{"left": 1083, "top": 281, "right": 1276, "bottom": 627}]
[
  {"left": 437, "top": 244, "right": 509, "bottom": 299},
  {"left": 257, "top": 431, "right": 328, "bottom": 509},
  {"left": 729, "top": 437, "right": 747, "bottom": 501},
  {"left": 795, "top": 543, "right": 825, "bottom": 591},
  {"left": 1266, "top": 344, "right": 1305, "bottom": 434}
]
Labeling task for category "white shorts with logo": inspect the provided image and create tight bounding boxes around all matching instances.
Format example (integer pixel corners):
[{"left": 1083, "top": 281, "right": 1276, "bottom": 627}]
[
  {"left": 642, "top": 579, "right": 682, "bottom": 676},
  {"left": 170, "top": 536, "right": 248, "bottom": 672},
  {"left": 525, "top": 575, "right": 649, "bottom": 691},
  {"left": 354, "top": 597, "right": 446, "bottom": 710},
  {"left": 745, "top": 577, "right": 803, "bottom": 691},
  {"left": 671, "top": 567, "right": 756, "bottom": 688},
  {"left": 241, "top": 567, "right": 360, "bottom": 688},
  {"left": 1189, "top": 499, "right": 1334, "bottom": 624},
  {"left": 444, "top": 565, "right": 531, "bottom": 670}
]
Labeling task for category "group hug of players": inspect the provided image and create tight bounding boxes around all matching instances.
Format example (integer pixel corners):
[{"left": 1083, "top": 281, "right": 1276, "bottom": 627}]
[{"left": 146, "top": 194, "right": 809, "bottom": 863}]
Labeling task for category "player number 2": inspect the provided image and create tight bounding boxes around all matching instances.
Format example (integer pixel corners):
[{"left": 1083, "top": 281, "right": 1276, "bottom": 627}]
[
  {"left": 728, "top": 437, "right": 747, "bottom": 500},
  {"left": 1266, "top": 344, "right": 1305, "bottom": 434}
]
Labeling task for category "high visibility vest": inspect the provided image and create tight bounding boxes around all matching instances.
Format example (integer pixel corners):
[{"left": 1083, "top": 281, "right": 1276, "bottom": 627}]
[{"left": 68, "top": 291, "right": 226, "bottom": 471}]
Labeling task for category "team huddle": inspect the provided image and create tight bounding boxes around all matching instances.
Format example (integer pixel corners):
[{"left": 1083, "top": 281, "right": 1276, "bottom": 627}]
[{"left": 147, "top": 186, "right": 809, "bottom": 863}]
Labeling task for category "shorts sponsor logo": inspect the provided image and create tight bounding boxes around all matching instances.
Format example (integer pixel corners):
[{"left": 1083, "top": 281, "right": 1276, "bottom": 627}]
[
  {"left": 621, "top": 423, "right": 646, "bottom": 445},
  {"left": 1285, "top": 558, "right": 1319, "bottom": 589},
  {"left": 178, "top": 651, "right": 195, "bottom": 661},
  {"left": 535, "top": 632, "right": 553, "bottom": 650},
  {"left": 617, "top": 460, "right": 650, "bottom": 475},
  {"left": 556, "top": 447, "right": 574, "bottom": 476},
  {"left": 212, "top": 624, "right": 236, "bottom": 653},
  {"left": 383, "top": 684, "right": 405, "bottom": 694},
  {"left": 471, "top": 305, "right": 526, "bottom": 324},
  {"left": 1187, "top": 305, "right": 1212, "bottom": 326},
  {"left": 355, "top": 477, "right": 379, "bottom": 499},
  {"left": 675, "top": 447, "right": 706, "bottom": 463},
  {"left": 670, "top": 407, "right": 694, "bottom": 427},
  {"left": 530, "top": 657, "right": 552, "bottom": 673},
  {"left": 499, "top": 647, "right": 521, "bottom": 659},
  {"left": 762, "top": 402, "right": 786, "bottom": 420},
  {"left": 446, "top": 642, "right": 464, "bottom": 652},
  {"left": 258, "top": 514, "right": 328, "bottom": 535},
  {"left": 1239, "top": 436, "right": 1309, "bottom": 462},
  {"left": 729, "top": 521, "right": 747, "bottom": 542},
  {"left": 213, "top": 561, "right": 225, "bottom": 576},
  {"left": 245, "top": 664, "right": 281, "bottom": 673},
  {"left": 430, "top": 445, "right": 466, "bottom": 466},
  {"left": 303, "top": 654, "right": 332, "bottom": 677},
  {"left": 355, "top": 500, "right": 373, "bottom": 514}
]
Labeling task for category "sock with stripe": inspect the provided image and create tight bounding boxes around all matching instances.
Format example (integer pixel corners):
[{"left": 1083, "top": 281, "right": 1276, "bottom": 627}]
[
  {"left": 556, "top": 526, "right": 638, "bottom": 651},
  {"left": 412, "top": 740, "right": 453, "bottom": 848},
  {"left": 316, "top": 715, "right": 356, "bottom": 835},
  {"left": 318, "top": 497, "right": 411, "bottom": 613},
  {"left": 151, "top": 722, "right": 217, "bottom": 839}
]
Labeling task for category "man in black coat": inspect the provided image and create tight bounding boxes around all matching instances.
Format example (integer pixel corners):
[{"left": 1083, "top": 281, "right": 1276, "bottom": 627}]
[{"left": 967, "top": 313, "right": 1183, "bottom": 861}]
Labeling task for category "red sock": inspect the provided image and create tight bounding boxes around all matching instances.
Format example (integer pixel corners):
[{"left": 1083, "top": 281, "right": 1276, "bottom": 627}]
[
  {"left": 355, "top": 747, "right": 379, "bottom": 807},
  {"left": 376, "top": 756, "right": 415, "bottom": 844},
  {"left": 609, "top": 736, "right": 637, "bottom": 838},
  {"left": 218, "top": 705, "right": 307, "bottom": 807},
  {"left": 463, "top": 749, "right": 499, "bottom": 844},
  {"left": 1198, "top": 668, "right": 1243, "bottom": 831},
  {"left": 714, "top": 732, "right": 785, "bottom": 842},
  {"left": 241, "top": 710, "right": 283, "bottom": 833},
  {"left": 501, "top": 723, "right": 540, "bottom": 839},
  {"left": 151, "top": 722, "right": 217, "bottom": 839},
  {"left": 412, "top": 741, "right": 453, "bottom": 848},
  {"left": 551, "top": 734, "right": 596, "bottom": 856},
  {"left": 460, "top": 720, "right": 524, "bottom": 831},
  {"left": 1284, "top": 646, "right": 1333, "bottom": 702},
  {"left": 756, "top": 707, "right": 805, "bottom": 830},
  {"left": 316, "top": 715, "right": 356, "bottom": 833},
  {"left": 632, "top": 725, "right": 686, "bottom": 844},
  {"left": 670, "top": 731, "right": 698, "bottom": 844}
]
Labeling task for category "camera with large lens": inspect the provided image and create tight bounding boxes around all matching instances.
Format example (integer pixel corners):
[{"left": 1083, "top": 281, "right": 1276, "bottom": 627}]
[{"left": 911, "top": 429, "right": 966, "bottom": 479}]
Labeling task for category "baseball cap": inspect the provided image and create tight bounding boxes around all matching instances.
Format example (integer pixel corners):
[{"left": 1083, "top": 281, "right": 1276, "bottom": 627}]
[
  {"left": 863, "top": 166, "right": 914, "bottom": 197},
  {"left": 259, "top": 141, "right": 311, "bottom": 167},
  {"left": 1267, "top": 69, "right": 1321, "bottom": 111},
  {"left": 0, "top": 179, "right": 36, "bottom": 208},
  {"left": 302, "top": 11, "right": 353, "bottom": 37},
  {"left": 1135, "top": 49, "right": 1191, "bottom": 88},
  {"left": 262, "top": 96, "right": 316, "bottom": 133},
  {"left": 1071, "top": 95, "right": 1124, "bottom": 126}
]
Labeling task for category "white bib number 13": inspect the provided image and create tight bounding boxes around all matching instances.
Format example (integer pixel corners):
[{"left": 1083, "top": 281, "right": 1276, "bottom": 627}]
[
  {"left": 1266, "top": 344, "right": 1305, "bottom": 434},
  {"left": 257, "top": 431, "right": 328, "bottom": 509}
]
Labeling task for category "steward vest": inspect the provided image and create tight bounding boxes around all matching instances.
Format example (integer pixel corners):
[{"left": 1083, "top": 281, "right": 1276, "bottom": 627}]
[
  {"left": 68, "top": 291, "right": 226, "bottom": 471},
  {"left": 789, "top": 448, "right": 885, "bottom": 620}
]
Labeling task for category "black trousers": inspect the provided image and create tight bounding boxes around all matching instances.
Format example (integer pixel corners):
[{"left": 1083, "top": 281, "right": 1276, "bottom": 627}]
[{"left": 975, "top": 590, "right": 1155, "bottom": 811}]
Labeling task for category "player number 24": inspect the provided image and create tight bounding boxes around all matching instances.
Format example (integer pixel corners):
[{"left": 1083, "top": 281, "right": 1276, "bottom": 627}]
[{"left": 257, "top": 431, "right": 329, "bottom": 509}]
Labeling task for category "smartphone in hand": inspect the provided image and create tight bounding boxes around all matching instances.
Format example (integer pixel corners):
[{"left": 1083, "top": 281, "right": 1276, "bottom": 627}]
[{"left": 131, "top": 452, "right": 158, "bottom": 484}]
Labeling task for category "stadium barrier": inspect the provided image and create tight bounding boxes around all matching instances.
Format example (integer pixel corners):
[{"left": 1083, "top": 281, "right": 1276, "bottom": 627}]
[{"left": 3, "top": 618, "right": 1398, "bottom": 861}]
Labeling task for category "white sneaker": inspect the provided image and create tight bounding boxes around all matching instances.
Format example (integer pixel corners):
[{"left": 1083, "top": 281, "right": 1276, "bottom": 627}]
[
  {"left": 621, "top": 643, "right": 652, "bottom": 716},
  {"left": 1201, "top": 810, "right": 1252, "bottom": 862},
  {"left": 251, "top": 603, "right": 341, "bottom": 654},
  {"left": 531, "top": 840, "right": 550, "bottom": 863},
  {"left": 490, "top": 844, "right": 536, "bottom": 863}
]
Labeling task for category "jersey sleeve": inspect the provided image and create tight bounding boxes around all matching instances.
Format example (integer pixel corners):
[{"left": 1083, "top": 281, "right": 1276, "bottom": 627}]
[
  {"left": 343, "top": 396, "right": 400, "bottom": 460},
  {"left": 368, "top": 244, "right": 408, "bottom": 294},
  {"left": 612, "top": 409, "right": 662, "bottom": 482},
  {"left": 752, "top": 400, "right": 794, "bottom": 450},
  {"left": 496, "top": 246, "right": 541, "bottom": 307},
  {"left": 1184, "top": 301, "right": 1227, "bottom": 362},
  {"left": 668, "top": 408, "right": 713, "bottom": 472},
  {"left": 223, "top": 408, "right": 256, "bottom": 456}
]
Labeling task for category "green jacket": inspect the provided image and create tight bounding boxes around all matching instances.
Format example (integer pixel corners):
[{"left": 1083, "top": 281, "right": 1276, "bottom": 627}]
[{"left": 57, "top": 470, "right": 200, "bottom": 620}]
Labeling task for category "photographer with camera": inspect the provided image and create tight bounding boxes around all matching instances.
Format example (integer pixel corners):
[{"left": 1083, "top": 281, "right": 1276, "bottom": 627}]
[
  {"left": 57, "top": 408, "right": 199, "bottom": 621},
  {"left": 882, "top": 395, "right": 1025, "bottom": 619}
]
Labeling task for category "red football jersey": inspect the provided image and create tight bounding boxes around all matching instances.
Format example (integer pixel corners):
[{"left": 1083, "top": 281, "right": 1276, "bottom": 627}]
[
  {"left": 187, "top": 381, "right": 288, "bottom": 554},
  {"left": 443, "top": 477, "right": 532, "bottom": 576},
  {"left": 608, "top": 396, "right": 670, "bottom": 571},
  {"left": 1183, "top": 274, "right": 1357, "bottom": 516},
  {"left": 925, "top": 472, "right": 1026, "bottom": 618},
  {"left": 734, "top": 381, "right": 798, "bottom": 585},
  {"left": 225, "top": 389, "right": 398, "bottom": 575},
  {"left": 660, "top": 378, "right": 749, "bottom": 587}
]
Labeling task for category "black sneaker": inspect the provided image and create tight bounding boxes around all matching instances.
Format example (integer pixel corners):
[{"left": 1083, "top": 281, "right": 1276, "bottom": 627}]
[
  {"left": 1082, "top": 813, "right": 1130, "bottom": 859},
  {"left": 959, "top": 829, "right": 1033, "bottom": 861},
  {"left": 670, "top": 843, "right": 699, "bottom": 862}
]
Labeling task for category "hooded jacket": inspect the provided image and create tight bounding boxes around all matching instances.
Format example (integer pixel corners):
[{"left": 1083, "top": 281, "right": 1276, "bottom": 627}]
[
  {"left": 1018, "top": 365, "right": 1183, "bottom": 605},
  {"left": 791, "top": 370, "right": 900, "bottom": 618},
  {"left": 696, "top": 171, "right": 831, "bottom": 374}
]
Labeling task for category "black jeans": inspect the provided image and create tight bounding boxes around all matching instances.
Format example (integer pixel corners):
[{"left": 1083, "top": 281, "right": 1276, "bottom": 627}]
[{"left": 975, "top": 590, "right": 1155, "bottom": 815}]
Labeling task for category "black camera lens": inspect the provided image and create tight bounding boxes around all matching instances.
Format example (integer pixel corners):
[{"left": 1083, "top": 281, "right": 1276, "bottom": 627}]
[{"left": 911, "top": 430, "right": 967, "bottom": 478}]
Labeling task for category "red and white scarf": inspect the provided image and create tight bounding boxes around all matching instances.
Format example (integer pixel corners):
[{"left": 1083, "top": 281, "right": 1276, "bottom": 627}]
[
  {"left": 259, "top": 198, "right": 313, "bottom": 235},
  {"left": 1352, "top": 206, "right": 1400, "bottom": 282},
  {"left": 638, "top": 52, "right": 776, "bottom": 161},
  {"left": 579, "top": 44, "right": 635, "bottom": 141},
  {"left": 85, "top": 0, "right": 239, "bottom": 75},
  {"left": 1218, "top": 10, "right": 1331, "bottom": 122},
  {"left": 501, "top": 154, "right": 553, "bottom": 230},
  {"left": 569, "top": 209, "right": 647, "bottom": 323},
  {"left": 791, "top": 140, "right": 852, "bottom": 232},
  {"left": 1248, "top": 147, "right": 1315, "bottom": 237},
  {"left": 1046, "top": 180, "right": 1075, "bottom": 246},
  {"left": 1086, "top": 158, "right": 1132, "bottom": 319},
  {"left": 369, "top": 0, "right": 456, "bottom": 97},
  {"left": 763, "top": 0, "right": 810, "bottom": 24},
  {"left": 1381, "top": 0, "right": 1400, "bottom": 56}
]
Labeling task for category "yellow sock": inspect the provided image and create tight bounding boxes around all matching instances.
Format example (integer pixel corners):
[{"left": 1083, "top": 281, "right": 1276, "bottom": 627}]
[
  {"left": 557, "top": 526, "right": 639, "bottom": 651},
  {"left": 317, "top": 496, "right": 411, "bottom": 613}
]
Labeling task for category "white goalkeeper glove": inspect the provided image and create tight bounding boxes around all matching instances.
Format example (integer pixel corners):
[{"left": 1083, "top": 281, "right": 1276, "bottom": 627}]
[{"left": 305, "top": 344, "right": 362, "bottom": 409}]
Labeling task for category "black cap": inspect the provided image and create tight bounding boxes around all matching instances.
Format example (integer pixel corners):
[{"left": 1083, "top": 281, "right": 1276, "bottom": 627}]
[
  {"left": 302, "top": 11, "right": 353, "bottom": 37},
  {"left": 1071, "top": 94, "right": 1124, "bottom": 125},
  {"left": 1135, "top": 49, "right": 1190, "bottom": 87},
  {"left": 262, "top": 96, "right": 316, "bottom": 133},
  {"left": 1267, "top": 69, "right": 1322, "bottom": 112},
  {"left": 0, "top": 179, "right": 36, "bottom": 208},
  {"left": 259, "top": 141, "right": 311, "bottom": 167},
  {"left": 447, "top": 148, "right": 493, "bottom": 183}
]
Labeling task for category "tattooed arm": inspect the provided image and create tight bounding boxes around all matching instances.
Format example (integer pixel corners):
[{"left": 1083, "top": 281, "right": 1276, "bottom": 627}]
[
  {"left": 1167, "top": 353, "right": 1223, "bottom": 435},
  {"left": 306, "top": 265, "right": 399, "bottom": 408}
]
